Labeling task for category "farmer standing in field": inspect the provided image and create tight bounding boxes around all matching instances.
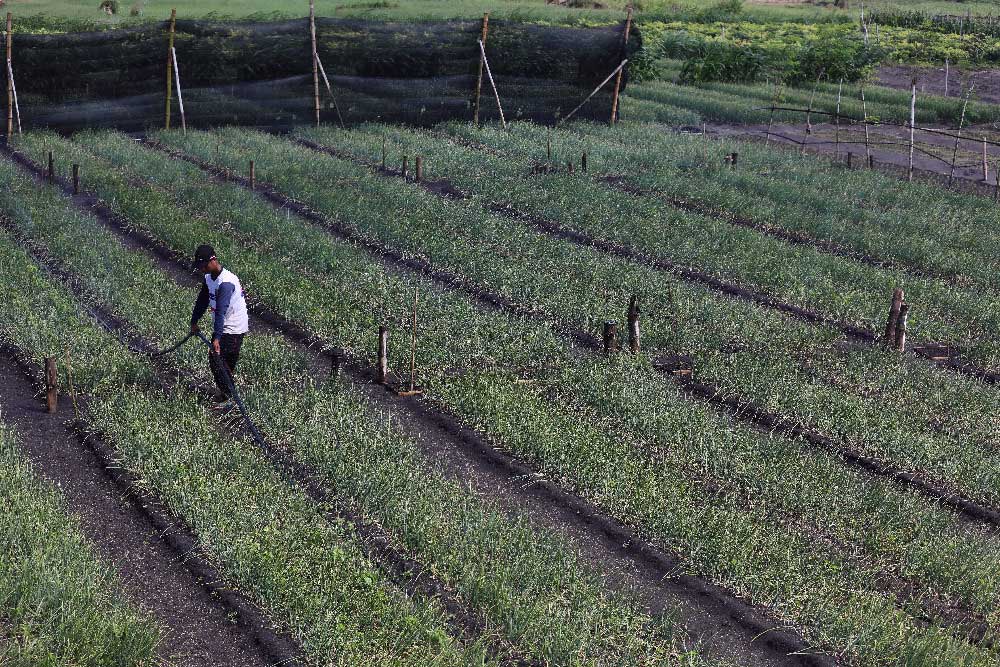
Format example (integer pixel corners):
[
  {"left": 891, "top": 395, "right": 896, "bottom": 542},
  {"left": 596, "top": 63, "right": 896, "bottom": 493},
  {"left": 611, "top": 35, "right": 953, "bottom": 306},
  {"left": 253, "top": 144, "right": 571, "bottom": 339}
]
[{"left": 189, "top": 245, "right": 249, "bottom": 410}]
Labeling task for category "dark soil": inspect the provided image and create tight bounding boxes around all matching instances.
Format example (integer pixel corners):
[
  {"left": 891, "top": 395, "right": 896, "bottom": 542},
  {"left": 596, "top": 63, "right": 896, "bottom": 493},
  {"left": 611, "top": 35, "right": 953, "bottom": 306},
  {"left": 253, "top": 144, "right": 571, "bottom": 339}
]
[{"left": 0, "top": 352, "right": 286, "bottom": 667}]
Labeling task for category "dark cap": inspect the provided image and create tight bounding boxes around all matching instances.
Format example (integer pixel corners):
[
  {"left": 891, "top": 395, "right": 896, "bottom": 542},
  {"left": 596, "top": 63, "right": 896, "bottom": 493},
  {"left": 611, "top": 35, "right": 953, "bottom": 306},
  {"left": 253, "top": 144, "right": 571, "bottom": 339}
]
[{"left": 192, "top": 244, "right": 216, "bottom": 270}]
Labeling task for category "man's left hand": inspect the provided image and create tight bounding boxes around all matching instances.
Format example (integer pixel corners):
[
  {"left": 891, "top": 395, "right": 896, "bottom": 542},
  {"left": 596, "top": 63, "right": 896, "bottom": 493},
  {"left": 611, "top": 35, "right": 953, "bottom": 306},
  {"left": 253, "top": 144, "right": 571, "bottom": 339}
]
[{"left": 212, "top": 339, "right": 221, "bottom": 356}]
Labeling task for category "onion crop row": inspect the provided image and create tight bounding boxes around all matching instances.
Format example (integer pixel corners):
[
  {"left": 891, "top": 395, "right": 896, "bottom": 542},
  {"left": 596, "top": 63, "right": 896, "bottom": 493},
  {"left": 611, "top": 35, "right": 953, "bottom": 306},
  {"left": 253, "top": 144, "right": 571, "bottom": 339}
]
[
  {"left": 0, "top": 420, "right": 158, "bottom": 667},
  {"left": 434, "top": 121, "right": 1000, "bottom": 368},
  {"left": 0, "top": 184, "right": 490, "bottom": 667},
  {"left": 34, "top": 128, "right": 1000, "bottom": 665},
  {"left": 554, "top": 118, "right": 1000, "bottom": 298},
  {"left": 0, "top": 142, "right": 698, "bottom": 667},
  {"left": 296, "top": 121, "right": 1000, "bottom": 508}
]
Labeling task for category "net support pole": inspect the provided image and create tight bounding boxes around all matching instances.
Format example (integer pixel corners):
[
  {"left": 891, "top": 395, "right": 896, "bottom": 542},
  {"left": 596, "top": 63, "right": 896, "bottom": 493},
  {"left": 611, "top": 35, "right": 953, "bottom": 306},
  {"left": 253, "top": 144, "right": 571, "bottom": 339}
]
[
  {"left": 6, "top": 54, "right": 20, "bottom": 136},
  {"left": 316, "top": 55, "right": 345, "bottom": 128},
  {"left": 609, "top": 6, "right": 633, "bottom": 125},
  {"left": 473, "top": 12, "right": 489, "bottom": 126},
  {"left": 478, "top": 39, "right": 505, "bottom": 129},
  {"left": 945, "top": 58, "right": 949, "bottom": 97},
  {"left": 948, "top": 84, "right": 973, "bottom": 186},
  {"left": 984, "top": 136, "right": 990, "bottom": 182},
  {"left": 310, "top": 0, "right": 320, "bottom": 128},
  {"left": 171, "top": 46, "right": 185, "bottom": 133},
  {"left": 560, "top": 59, "right": 627, "bottom": 126},
  {"left": 908, "top": 78, "right": 916, "bottom": 182},
  {"left": 165, "top": 8, "right": 176, "bottom": 130},
  {"left": 5, "top": 12, "right": 11, "bottom": 141}
]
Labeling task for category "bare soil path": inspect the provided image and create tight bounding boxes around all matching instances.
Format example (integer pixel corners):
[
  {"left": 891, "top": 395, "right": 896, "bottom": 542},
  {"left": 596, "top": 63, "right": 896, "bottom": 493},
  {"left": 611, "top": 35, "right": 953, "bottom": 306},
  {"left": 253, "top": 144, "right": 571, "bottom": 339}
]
[{"left": 0, "top": 352, "right": 279, "bottom": 667}]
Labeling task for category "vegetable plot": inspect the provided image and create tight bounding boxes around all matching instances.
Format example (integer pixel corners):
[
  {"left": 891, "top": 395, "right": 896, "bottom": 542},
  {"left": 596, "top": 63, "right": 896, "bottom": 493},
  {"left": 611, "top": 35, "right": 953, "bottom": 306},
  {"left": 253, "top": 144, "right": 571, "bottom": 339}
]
[{"left": 16, "top": 129, "right": 1000, "bottom": 665}]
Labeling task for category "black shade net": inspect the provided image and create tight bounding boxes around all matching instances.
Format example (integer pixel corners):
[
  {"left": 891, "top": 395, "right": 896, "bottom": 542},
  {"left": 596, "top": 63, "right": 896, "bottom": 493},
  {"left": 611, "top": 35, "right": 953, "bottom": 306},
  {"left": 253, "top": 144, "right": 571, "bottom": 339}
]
[{"left": 3, "top": 16, "right": 640, "bottom": 133}]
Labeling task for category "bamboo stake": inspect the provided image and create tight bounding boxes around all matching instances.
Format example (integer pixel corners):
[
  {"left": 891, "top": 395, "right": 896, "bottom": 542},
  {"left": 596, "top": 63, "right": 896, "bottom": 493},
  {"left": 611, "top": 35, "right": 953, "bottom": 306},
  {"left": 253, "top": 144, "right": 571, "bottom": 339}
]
[
  {"left": 627, "top": 295, "right": 640, "bottom": 354},
  {"left": 473, "top": 12, "right": 489, "bottom": 126},
  {"left": 478, "top": 39, "right": 506, "bottom": 129},
  {"left": 165, "top": 8, "right": 176, "bottom": 130},
  {"left": 908, "top": 78, "right": 916, "bottom": 182},
  {"left": 310, "top": 0, "right": 320, "bottom": 128},
  {"left": 381, "top": 135, "right": 386, "bottom": 169},
  {"left": 249, "top": 160, "right": 255, "bottom": 190},
  {"left": 171, "top": 46, "right": 185, "bottom": 133},
  {"left": 994, "top": 160, "right": 999, "bottom": 202},
  {"left": 72, "top": 163, "right": 79, "bottom": 195},
  {"left": 6, "top": 57, "right": 19, "bottom": 136},
  {"left": 861, "top": 85, "right": 871, "bottom": 164},
  {"left": 415, "top": 156, "right": 422, "bottom": 182},
  {"left": 5, "top": 12, "right": 10, "bottom": 140},
  {"left": 560, "top": 59, "right": 628, "bottom": 126},
  {"left": 609, "top": 6, "right": 633, "bottom": 125},
  {"left": 315, "top": 54, "right": 345, "bottom": 128},
  {"left": 602, "top": 321, "right": 619, "bottom": 354},
  {"left": 801, "top": 73, "right": 822, "bottom": 156},
  {"left": 945, "top": 58, "right": 950, "bottom": 97},
  {"left": 948, "top": 84, "right": 974, "bottom": 186},
  {"left": 45, "top": 357, "right": 58, "bottom": 414},
  {"left": 765, "top": 105, "right": 775, "bottom": 146},
  {"left": 376, "top": 325, "right": 388, "bottom": 384},
  {"left": 884, "top": 288, "right": 904, "bottom": 345},
  {"left": 894, "top": 304, "right": 909, "bottom": 352},
  {"left": 64, "top": 346, "right": 78, "bottom": 421}
]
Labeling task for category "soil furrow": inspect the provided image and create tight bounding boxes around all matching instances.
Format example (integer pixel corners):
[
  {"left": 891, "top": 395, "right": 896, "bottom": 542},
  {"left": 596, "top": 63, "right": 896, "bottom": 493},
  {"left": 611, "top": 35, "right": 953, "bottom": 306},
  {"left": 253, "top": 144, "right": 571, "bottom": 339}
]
[
  {"left": 0, "top": 346, "right": 302, "bottom": 667},
  {"left": 280, "top": 138, "right": 1000, "bottom": 526},
  {"left": 0, "top": 204, "right": 526, "bottom": 667},
  {"left": 34, "top": 143, "right": 841, "bottom": 667}
]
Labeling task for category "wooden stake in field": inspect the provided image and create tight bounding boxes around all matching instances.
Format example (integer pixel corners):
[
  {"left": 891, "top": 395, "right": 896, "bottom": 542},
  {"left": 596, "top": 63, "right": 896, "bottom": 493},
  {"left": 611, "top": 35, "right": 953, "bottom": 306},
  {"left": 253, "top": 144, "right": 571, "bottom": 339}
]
[
  {"left": 415, "top": 156, "right": 423, "bottom": 182},
  {"left": 801, "top": 74, "right": 822, "bottom": 156},
  {"left": 908, "top": 78, "right": 916, "bottom": 182},
  {"left": 165, "top": 8, "right": 176, "bottom": 130},
  {"left": 72, "top": 163, "right": 79, "bottom": 195},
  {"left": 948, "top": 84, "right": 974, "bottom": 186},
  {"left": 5, "top": 12, "right": 12, "bottom": 141},
  {"left": 581, "top": 151, "right": 588, "bottom": 173},
  {"left": 627, "top": 295, "right": 641, "bottom": 354},
  {"left": 894, "top": 304, "right": 909, "bottom": 352},
  {"left": 401, "top": 154, "right": 408, "bottom": 179},
  {"left": 171, "top": 46, "right": 186, "bottom": 133},
  {"left": 945, "top": 58, "right": 950, "bottom": 97},
  {"left": 603, "top": 321, "right": 619, "bottom": 354},
  {"left": 609, "top": 6, "right": 633, "bottom": 125},
  {"left": 381, "top": 135, "right": 386, "bottom": 169},
  {"left": 47, "top": 150, "right": 54, "bottom": 183},
  {"left": 473, "top": 12, "right": 489, "bottom": 126},
  {"left": 310, "top": 0, "right": 320, "bottom": 128},
  {"left": 993, "top": 160, "right": 999, "bottom": 202},
  {"left": 884, "top": 288, "right": 904, "bottom": 346},
  {"left": 860, "top": 85, "right": 872, "bottom": 165},
  {"left": 249, "top": 159, "right": 255, "bottom": 190},
  {"left": 45, "top": 357, "right": 58, "bottom": 414},
  {"left": 376, "top": 325, "right": 389, "bottom": 384},
  {"left": 478, "top": 39, "right": 506, "bottom": 129},
  {"left": 835, "top": 78, "right": 843, "bottom": 159}
]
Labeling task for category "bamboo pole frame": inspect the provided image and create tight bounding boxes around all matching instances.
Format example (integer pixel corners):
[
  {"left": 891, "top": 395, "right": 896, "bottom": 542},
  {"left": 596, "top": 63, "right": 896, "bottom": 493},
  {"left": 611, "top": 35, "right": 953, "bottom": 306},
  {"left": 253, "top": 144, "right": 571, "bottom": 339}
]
[
  {"left": 165, "top": 8, "right": 176, "bottom": 130},
  {"left": 835, "top": 78, "right": 843, "bottom": 159},
  {"left": 171, "top": 46, "right": 185, "bottom": 133},
  {"left": 860, "top": 85, "right": 871, "bottom": 165},
  {"left": 560, "top": 59, "right": 627, "bottom": 126},
  {"left": 609, "top": 6, "right": 633, "bottom": 125},
  {"left": 310, "top": 0, "right": 320, "bottom": 128},
  {"left": 907, "top": 78, "right": 916, "bottom": 182},
  {"left": 478, "top": 39, "right": 506, "bottom": 129},
  {"left": 315, "top": 54, "right": 345, "bottom": 127},
  {"left": 473, "top": 12, "right": 489, "bottom": 126},
  {"left": 948, "top": 85, "right": 973, "bottom": 186}
]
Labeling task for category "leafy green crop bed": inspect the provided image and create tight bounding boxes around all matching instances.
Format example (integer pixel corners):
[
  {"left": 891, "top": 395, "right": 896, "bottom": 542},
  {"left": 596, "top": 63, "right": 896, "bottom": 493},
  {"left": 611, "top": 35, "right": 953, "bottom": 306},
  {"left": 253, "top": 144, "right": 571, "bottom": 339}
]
[
  {"left": 6, "top": 114, "right": 1000, "bottom": 665},
  {"left": 12, "top": 127, "right": 1000, "bottom": 665},
  {"left": 0, "top": 419, "right": 158, "bottom": 667}
]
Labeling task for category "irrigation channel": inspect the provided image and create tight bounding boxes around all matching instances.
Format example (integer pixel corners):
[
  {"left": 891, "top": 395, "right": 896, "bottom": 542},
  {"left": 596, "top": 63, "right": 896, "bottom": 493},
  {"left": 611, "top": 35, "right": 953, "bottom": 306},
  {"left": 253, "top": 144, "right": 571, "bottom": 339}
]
[
  {"left": 234, "top": 136, "right": 1000, "bottom": 528},
  {"left": 0, "top": 335, "right": 300, "bottom": 666},
  {"left": 0, "top": 145, "right": 835, "bottom": 667}
]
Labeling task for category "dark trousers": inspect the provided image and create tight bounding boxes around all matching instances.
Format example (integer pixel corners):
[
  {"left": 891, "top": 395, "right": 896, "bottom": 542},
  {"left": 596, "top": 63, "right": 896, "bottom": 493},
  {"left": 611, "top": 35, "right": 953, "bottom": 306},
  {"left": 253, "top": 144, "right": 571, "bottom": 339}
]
[{"left": 209, "top": 333, "right": 244, "bottom": 398}]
